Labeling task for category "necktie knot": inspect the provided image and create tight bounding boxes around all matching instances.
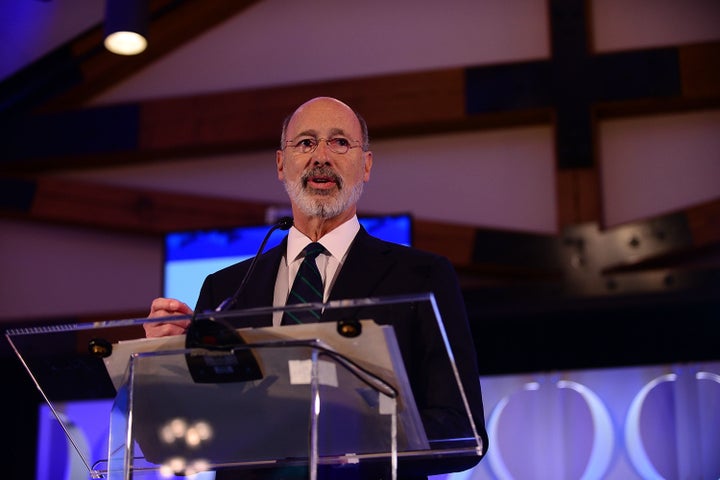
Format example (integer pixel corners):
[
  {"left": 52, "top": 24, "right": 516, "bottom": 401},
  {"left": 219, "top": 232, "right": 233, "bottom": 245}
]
[{"left": 303, "top": 242, "right": 324, "bottom": 260}]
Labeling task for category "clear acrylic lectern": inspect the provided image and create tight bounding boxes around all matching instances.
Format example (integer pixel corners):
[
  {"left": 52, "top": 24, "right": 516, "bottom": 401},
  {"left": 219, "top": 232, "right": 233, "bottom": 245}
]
[{"left": 6, "top": 293, "right": 484, "bottom": 480}]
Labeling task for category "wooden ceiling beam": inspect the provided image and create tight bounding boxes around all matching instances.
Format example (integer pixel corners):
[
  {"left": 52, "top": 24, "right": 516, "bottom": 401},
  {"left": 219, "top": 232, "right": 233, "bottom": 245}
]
[
  {"left": 1, "top": 176, "right": 271, "bottom": 234},
  {"left": 138, "top": 68, "right": 474, "bottom": 152},
  {"left": 2, "top": 66, "right": 552, "bottom": 174}
]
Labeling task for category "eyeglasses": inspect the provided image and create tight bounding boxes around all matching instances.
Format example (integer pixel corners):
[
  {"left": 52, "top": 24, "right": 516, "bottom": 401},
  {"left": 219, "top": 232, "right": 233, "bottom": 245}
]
[{"left": 284, "top": 137, "right": 362, "bottom": 155}]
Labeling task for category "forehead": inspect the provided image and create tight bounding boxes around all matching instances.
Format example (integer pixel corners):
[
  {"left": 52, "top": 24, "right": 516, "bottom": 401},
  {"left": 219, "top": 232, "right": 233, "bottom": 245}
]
[{"left": 286, "top": 99, "right": 361, "bottom": 138}]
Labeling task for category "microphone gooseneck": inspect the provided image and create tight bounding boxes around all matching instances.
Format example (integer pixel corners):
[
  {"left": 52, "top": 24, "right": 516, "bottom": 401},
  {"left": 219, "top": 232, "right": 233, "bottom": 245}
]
[
  {"left": 214, "top": 216, "right": 294, "bottom": 312},
  {"left": 184, "top": 216, "right": 293, "bottom": 384}
]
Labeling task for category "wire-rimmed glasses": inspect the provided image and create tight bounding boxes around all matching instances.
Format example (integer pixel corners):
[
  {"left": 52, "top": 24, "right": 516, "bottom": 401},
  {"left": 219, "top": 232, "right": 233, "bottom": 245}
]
[{"left": 284, "top": 137, "right": 362, "bottom": 155}]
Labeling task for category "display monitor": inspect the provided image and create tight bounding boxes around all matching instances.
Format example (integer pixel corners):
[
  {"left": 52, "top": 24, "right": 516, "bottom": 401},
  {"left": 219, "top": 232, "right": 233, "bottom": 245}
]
[{"left": 163, "top": 213, "right": 413, "bottom": 305}]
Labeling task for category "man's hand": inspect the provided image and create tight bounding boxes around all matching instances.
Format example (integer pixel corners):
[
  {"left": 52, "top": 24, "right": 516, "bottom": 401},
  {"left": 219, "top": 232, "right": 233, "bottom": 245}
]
[{"left": 144, "top": 297, "right": 193, "bottom": 337}]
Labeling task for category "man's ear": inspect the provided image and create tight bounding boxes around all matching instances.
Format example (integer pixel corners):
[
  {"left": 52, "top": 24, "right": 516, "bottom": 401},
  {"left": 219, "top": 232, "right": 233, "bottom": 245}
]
[
  {"left": 276, "top": 150, "right": 285, "bottom": 181},
  {"left": 363, "top": 151, "right": 373, "bottom": 182}
]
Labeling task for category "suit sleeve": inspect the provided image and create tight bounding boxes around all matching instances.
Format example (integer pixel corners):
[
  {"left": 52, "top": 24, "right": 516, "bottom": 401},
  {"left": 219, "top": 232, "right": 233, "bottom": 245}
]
[
  {"left": 421, "top": 255, "right": 489, "bottom": 454},
  {"left": 195, "top": 275, "right": 217, "bottom": 313}
]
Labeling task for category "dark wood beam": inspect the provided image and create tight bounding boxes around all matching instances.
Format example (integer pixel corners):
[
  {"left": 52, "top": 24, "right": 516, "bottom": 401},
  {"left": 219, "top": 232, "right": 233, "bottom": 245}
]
[
  {"left": 4, "top": 67, "right": 549, "bottom": 174},
  {"left": 0, "top": 176, "right": 270, "bottom": 234},
  {"left": 555, "top": 167, "right": 601, "bottom": 226},
  {"left": 138, "top": 68, "right": 473, "bottom": 155}
]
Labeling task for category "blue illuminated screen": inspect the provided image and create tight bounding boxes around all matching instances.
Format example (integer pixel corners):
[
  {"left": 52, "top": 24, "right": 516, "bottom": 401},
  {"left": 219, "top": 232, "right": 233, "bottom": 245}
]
[{"left": 163, "top": 214, "right": 413, "bottom": 305}]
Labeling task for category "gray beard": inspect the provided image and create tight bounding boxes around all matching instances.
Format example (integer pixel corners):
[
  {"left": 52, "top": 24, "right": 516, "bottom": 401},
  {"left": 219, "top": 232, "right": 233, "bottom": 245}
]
[{"left": 284, "top": 178, "right": 364, "bottom": 219}]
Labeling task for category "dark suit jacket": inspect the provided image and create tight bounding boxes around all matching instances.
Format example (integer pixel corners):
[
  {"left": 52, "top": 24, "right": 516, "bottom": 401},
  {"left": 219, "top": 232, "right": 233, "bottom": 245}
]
[{"left": 196, "top": 227, "right": 488, "bottom": 478}]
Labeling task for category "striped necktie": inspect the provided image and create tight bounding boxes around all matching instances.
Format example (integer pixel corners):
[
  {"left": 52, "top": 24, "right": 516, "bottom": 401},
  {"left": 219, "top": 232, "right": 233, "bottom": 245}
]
[{"left": 281, "top": 242, "right": 325, "bottom": 325}]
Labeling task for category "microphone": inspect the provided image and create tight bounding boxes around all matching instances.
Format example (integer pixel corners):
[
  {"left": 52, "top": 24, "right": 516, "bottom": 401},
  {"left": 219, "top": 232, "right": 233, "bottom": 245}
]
[
  {"left": 185, "top": 216, "right": 293, "bottom": 384},
  {"left": 215, "top": 215, "right": 294, "bottom": 312}
]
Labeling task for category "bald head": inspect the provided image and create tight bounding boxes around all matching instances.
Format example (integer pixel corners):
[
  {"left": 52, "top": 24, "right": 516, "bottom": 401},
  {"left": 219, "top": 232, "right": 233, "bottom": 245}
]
[{"left": 280, "top": 97, "right": 369, "bottom": 151}]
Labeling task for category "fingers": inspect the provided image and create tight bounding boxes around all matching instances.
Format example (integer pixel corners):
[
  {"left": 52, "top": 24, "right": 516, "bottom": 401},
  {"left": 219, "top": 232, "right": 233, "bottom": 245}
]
[
  {"left": 145, "top": 297, "right": 193, "bottom": 338},
  {"left": 148, "top": 297, "right": 193, "bottom": 318}
]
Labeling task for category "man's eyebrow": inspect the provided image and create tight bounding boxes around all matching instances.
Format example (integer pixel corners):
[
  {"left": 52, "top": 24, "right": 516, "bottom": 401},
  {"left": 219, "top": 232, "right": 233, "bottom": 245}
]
[{"left": 292, "top": 129, "right": 319, "bottom": 139}]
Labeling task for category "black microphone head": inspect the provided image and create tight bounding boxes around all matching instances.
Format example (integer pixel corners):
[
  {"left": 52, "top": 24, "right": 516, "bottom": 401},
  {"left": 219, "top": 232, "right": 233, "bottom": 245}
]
[{"left": 277, "top": 216, "right": 294, "bottom": 230}]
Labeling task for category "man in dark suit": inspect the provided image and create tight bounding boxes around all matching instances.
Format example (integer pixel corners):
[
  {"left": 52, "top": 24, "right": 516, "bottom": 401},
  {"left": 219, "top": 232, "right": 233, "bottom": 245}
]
[{"left": 146, "top": 96, "right": 488, "bottom": 478}]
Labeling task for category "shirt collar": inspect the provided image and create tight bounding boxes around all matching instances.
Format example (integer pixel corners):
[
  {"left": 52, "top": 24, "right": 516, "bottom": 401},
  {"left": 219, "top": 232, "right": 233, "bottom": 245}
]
[{"left": 287, "top": 215, "right": 360, "bottom": 262}]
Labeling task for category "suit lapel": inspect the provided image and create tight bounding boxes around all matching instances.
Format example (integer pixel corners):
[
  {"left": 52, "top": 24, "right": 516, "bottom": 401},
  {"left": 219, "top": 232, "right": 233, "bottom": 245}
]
[
  {"left": 237, "top": 239, "right": 286, "bottom": 310},
  {"left": 328, "top": 228, "right": 395, "bottom": 302}
]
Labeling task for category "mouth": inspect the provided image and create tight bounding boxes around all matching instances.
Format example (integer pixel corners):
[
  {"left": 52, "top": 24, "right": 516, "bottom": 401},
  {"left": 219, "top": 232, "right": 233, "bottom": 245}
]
[{"left": 303, "top": 169, "right": 341, "bottom": 191}]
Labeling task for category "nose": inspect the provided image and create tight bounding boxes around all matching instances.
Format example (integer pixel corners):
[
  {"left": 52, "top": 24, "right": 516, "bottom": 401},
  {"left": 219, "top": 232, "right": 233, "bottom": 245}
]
[{"left": 311, "top": 139, "right": 331, "bottom": 164}]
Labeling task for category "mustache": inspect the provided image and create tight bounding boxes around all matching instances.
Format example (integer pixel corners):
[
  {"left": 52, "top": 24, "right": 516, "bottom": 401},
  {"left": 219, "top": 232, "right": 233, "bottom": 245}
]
[{"left": 301, "top": 166, "right": 343, "bottom": 189}]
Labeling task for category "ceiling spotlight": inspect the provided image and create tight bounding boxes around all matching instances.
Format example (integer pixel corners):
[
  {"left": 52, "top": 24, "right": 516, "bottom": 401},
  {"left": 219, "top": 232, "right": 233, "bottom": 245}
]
[{"left": 104, "top": 0, "right": 148, "bottom": 56}]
